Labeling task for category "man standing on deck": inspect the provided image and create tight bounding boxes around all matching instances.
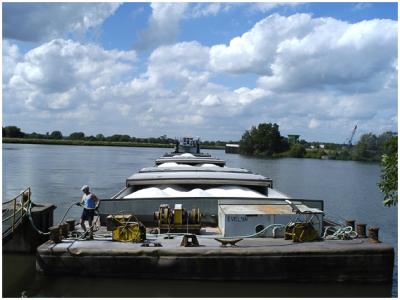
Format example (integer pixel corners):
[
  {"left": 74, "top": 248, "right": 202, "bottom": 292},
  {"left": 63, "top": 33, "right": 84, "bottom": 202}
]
[{"left": 79, "top": 185, "right": 100, "bottom": 239}]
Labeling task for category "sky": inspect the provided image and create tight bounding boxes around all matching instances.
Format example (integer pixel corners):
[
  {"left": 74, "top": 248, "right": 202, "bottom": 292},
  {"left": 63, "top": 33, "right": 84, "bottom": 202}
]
[{"left": 2, "top": 2, "right": 398, "bottom": 143}]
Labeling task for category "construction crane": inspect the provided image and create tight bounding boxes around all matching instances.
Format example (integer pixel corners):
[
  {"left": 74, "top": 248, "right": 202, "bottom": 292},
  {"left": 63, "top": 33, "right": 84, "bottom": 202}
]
[{"left": 345, "top": 124, "right": 358, "bottom": 147}]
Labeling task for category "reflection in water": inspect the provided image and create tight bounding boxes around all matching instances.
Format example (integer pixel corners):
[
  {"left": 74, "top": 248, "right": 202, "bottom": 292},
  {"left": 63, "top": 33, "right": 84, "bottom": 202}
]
[{"left": 3, "top": 144, "right": 397, "bottom": 297}]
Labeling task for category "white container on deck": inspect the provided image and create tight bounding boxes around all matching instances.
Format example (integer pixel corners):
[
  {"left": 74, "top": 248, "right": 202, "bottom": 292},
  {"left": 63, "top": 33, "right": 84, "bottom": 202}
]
[{"left": 218, "top": 203, "right": 323, "bottom": 238}]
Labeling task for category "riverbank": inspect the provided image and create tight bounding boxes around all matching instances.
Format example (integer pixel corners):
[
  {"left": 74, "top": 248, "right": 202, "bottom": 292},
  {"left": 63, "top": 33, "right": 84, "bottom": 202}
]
[
  {"left": 2, "top": 138, "right": 225, "bottom": 150},
  {"left": 237, "top": 150, "right": 380, "bottom": 163},
  {"left": 2, "top": 138, "right": 379, "bottom": 162}
]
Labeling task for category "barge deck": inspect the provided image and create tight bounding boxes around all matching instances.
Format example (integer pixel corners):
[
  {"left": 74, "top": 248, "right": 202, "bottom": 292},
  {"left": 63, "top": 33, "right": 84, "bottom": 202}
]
[{"left": 36, "top": 227, "right": 394, "bottom": 282}]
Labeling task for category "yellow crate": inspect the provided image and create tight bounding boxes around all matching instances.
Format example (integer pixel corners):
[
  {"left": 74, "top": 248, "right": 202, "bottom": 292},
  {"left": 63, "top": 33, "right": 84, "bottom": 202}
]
[{"left": 112, "top": 224, "right": 141, "bottom": 242}]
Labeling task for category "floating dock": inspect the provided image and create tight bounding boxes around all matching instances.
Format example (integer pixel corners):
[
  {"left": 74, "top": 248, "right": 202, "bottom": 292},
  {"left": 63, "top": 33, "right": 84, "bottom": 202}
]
[{"left": 36, "top": 228, "right": 394, "bottom": 282}]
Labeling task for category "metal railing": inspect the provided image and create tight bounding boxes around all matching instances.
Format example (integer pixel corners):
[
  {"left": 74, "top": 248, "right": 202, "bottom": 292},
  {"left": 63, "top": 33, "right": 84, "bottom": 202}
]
[{"left": 2, "top": 187, "right": 31, "bottom": 236}]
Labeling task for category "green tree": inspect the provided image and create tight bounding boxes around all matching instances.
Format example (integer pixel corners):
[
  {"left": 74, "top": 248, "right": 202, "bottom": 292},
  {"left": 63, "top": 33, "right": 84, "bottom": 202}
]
[
  {"left": 27, "top": 132, "right": 45, "bottom": 139},
  {"left": 95, "top": 134, "right": 105, "bottom": 141},
  {"left": 239, "top": 123, "right": 288, "bottom": 156},
  {"left": 377, "top": 131, "right": 396, "bottom": 156},
  {"left": 108, "top": 134, "right": 122, "bottom": 142},
  {"left": 353, "top": 133, "right": 378, "bottom": 161},
  {"left": 239, "top": 128, "right": 255, "bottom": 155},
  {"left": 3, "top": 126, "right": 25, "bottom": 138},
  {"left": 378, "top": 136, "right": 397, "bottom": 207},
  {"left": 69, "top": 132, "right": 85, "bottom": 140},
  {"left": 119, "top": 135, "right": 131, "bottom": 142},
  {"left": 352, "top": 132, "right": 396, "bottom": 161},
  {"left": 50, "top": 131, "right": 63, "bottom": 140}
]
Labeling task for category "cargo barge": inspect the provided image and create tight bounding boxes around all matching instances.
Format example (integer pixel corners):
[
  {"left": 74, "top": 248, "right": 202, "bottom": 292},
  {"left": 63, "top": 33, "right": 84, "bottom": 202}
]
[{"left": 36, "top": 138, "right": 395, "bottom": 282}]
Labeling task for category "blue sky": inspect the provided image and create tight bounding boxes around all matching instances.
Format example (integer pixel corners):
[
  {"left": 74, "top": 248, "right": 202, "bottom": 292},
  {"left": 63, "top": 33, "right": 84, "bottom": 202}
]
[{"left": 2, "top": 2, "right": 398, "bottom": 142}]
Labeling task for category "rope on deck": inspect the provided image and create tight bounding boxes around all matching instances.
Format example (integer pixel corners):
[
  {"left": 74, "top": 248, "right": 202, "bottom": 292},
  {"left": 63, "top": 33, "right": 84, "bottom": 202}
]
[{"left": 323, "top": 225, "right": 358, "bottom": 240}]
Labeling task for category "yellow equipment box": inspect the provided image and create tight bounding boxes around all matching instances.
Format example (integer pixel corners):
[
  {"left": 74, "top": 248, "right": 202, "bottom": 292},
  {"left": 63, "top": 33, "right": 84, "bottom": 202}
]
[
  {"left": 106, "top": 214, "right": 133, "bottom": 231},
  {"left": 112, "top": 223, "right": 141, "bottom": 242}
]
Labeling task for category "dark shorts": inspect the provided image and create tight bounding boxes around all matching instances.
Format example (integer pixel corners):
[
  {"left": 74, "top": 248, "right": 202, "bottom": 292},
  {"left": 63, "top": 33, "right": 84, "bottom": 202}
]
[{"left": 81, "top": 208, "right": 95, "bottom": 222}]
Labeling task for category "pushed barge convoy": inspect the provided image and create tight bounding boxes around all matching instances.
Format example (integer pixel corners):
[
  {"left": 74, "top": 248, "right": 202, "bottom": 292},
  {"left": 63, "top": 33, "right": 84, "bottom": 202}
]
[{"left": 36, "top": 139, "right": 394, "bottom": 282}]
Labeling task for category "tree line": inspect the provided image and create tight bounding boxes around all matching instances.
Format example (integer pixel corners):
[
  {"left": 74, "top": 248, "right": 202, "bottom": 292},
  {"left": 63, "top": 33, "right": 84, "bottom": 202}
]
[
  {"left": 238, "top": 122, "right": 397, "bottom": 207},
  {"left": 238, "top": 122, "right": 397, "bottom": 162},
  {"left": 2, "top": 126, "right": 233, "bottom": 147}
]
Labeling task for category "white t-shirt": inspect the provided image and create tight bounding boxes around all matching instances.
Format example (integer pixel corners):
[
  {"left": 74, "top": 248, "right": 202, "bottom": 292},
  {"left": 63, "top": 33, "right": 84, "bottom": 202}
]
[{"left": 81, "top": 193, "right": 96, "bottom": 209}]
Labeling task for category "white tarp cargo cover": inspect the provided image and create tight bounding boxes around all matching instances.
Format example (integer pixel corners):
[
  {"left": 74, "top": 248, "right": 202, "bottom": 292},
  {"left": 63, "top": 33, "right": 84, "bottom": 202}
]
[
  {"left": 173, "top": 153, "right": 195, "bottom": 158},
  {"left": 196, "top": 163, "right": 220, "bottom": 168},
  {"left": 123, "top": 185, "right": 267, "bottom": 199},
  {"left": 158, "top": 162, "right": 192, "bottom": 167}
]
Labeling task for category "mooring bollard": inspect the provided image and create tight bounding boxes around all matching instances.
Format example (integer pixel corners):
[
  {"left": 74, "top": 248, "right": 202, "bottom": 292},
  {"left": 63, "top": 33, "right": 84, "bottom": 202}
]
[
  {"left": 66, "top": 219, "right": 76, "bottom": 232},
  {"left": 49, "top": 225, "right": 61, "bottom": 243},
  {"left": 356, "top": 224, "right": 367, "bottom": 238},
  {"left": 368, "top": 227, "right": 380, "bottom": 243},
  {"left": 345, "top": 219, "right": 355, "bottom": 231},
  {"left": 60, "top": 223, "right": 69, "bottom": 238}
]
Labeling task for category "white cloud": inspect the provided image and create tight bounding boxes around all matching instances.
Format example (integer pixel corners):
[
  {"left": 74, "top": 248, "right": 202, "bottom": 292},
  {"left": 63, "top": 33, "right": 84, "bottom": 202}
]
[
  {"left": 352, "top": 3, "right": 373, "bottom": 11},
  {"left": 136, "top": 3, "right": 234, "bottom": 50},
  {"left": 136, "top": 3, "right": 188, "bottom": 50},
  {"left": 3, "top": 3, "right": 120, "bottom": 42},
  {"left": 234, "top": 87, "right": 269, "bottom": 105},
  {"left": 210, "top": 14, "right": 316, "bottom": 75},
  {"left": 261, "top": 18, "right": 396, "bottom": 93},
  {"left": 149, "top": 41, "right": 210, "bottom": 68},
  {"left": 308, "top": 118, "right": 320, "bottom": 129},
  {"left": 249, "top": 2, "right": 302, "bottom": 13},
  {"left": 202, "top": 94, "right": 222, "bottom": 106},
  {"left": 3, "top": 40, "right": 21, "bottom": 84},
  {"left": 210, "top": 13, "right": 397, "bottom": 95},
  {"left": 190, "top": 3, "right": 233, "bottom": 18},
  {"left": 5, "top": 39, "right": 136, "bottom": 113},
  {"left": 191, "top": 3, "right": 222, "bottom": 17}
]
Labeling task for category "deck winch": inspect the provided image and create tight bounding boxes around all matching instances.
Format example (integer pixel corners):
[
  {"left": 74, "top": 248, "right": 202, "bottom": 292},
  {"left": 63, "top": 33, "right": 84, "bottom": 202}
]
[
  {"left": 154, "top": 204, "right": 201, "bottom": 233},
  {"left": 284, "top": 222, "right": 319, "bottom": 242},
  {"left": 106, "top": 214, "right": 146, "bottom": 242}
]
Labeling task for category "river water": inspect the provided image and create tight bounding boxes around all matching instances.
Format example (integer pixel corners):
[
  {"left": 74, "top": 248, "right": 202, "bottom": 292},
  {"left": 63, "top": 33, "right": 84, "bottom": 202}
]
[{"left": 2, "top": 143, "right": 398, "bottom": 297}]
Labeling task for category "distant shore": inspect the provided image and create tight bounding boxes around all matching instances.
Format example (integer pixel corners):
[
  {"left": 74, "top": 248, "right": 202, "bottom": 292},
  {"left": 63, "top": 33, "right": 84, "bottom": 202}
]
[
  {"left": 2, "top": 138, "right": 225, "bottom": 150},
  {"left": 0, "top": 138, "right": 382, "bottom": 162}
]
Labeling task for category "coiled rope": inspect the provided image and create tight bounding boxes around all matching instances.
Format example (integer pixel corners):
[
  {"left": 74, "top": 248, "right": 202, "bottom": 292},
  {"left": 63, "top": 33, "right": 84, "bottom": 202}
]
[{"left": 323, "top": 225, "right": 358, "bottom": 240}]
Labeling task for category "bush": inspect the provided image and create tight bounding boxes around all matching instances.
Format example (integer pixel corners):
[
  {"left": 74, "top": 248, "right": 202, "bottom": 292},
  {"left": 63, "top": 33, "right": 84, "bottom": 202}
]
[
  {"left": 378, "top": 136, "right": 397, "bottom": 207},
  {"left": 289, "top": 144, "right": 306, "bottom": 158}
]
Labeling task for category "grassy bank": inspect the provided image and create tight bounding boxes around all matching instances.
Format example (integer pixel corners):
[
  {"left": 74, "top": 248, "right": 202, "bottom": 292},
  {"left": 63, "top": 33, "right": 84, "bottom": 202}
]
[{"left": 2, "top": 138, "right": 225, "bottom": 150}]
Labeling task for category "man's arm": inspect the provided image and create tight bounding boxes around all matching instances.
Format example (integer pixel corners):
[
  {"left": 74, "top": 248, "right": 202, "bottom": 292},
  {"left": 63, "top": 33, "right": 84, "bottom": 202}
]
[
  {"left": 76, "top": 195, "right": 84, "bottom": 206},
  {"left": 93, "top": 194, "right": 100, "bottom": 208}
]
